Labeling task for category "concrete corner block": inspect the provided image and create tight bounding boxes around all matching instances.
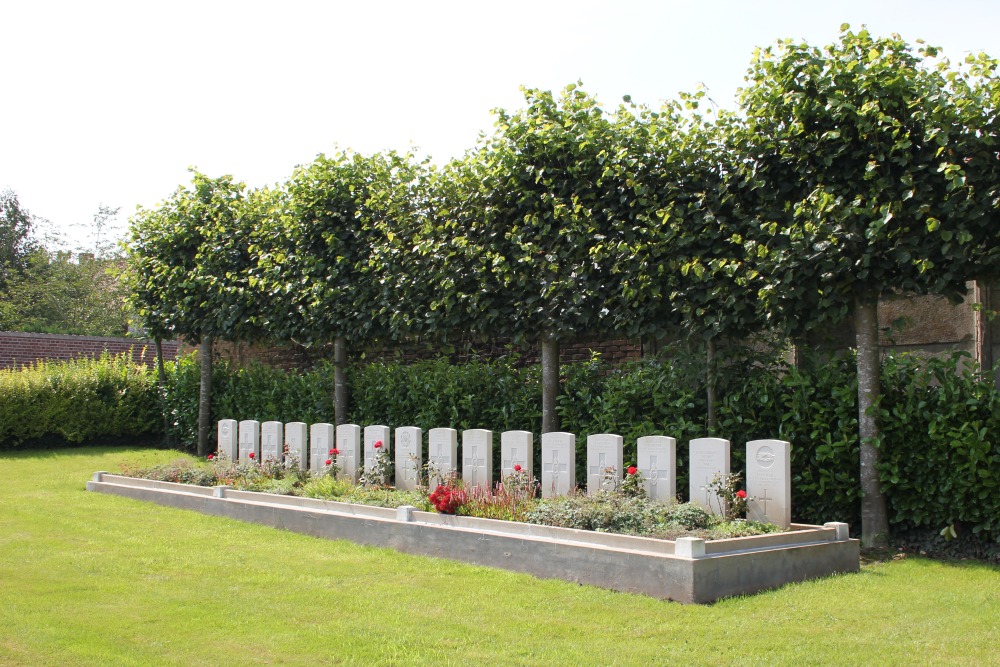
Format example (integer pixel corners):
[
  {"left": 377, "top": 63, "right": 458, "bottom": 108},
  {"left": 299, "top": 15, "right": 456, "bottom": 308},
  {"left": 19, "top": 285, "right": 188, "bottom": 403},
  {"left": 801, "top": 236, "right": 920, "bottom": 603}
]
[
  {"left": 396, "top": 505, "right": 415, "bottom": 522},
  {"left": 212, "top": 486, "right": 231, "bottom": 499},
  {"left": 824, "top": 522, "right": 850, "bottom": 541},
  {"left": 675, "top": 536, "right": 706, "bottom": 559},
  {"left": 92, "top": 471, "right": 107, "bottom": 483}
]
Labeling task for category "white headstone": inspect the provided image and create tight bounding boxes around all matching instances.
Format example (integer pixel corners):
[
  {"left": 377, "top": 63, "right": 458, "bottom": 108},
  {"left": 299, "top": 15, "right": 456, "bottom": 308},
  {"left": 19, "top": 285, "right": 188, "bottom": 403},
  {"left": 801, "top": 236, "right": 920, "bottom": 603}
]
[
  {"left": 462, "top": 429, "right": 493, "bottom": 488},
  {"left": 363, "top": 425, "right": 391, "bottom": 478},
  {"left": 500, "top": 430, "right": 533, "bottom": 480},
  {"left": 586, "top": 433, "right": 624, "bottom": 495},
  {"left": 637, "top": 435, "right": 676, "bottom": 502},
  {"left": 395, "top": 426, "right": 422, "bottom": 491},
  {"left": 285, "top": 422, "right": 308, "bottom": 470},
  {"left": 689, "top": 437, "right": 731, "bottom": 515},
  {"left": 541, "top": 432, "right": 576, "bottom": 498},
  {"left": 336, "top": 424, "right": 362, "bottom": 482},
  {"left": 217, "top": 419, "right": 238, "bottom": 460},
  {"left": 427, "top": 428, "right": 458, "bottom": 487},
  {"left": 238, "top": 420, "right": 260, "bottom": 463},
  {"left": 261, "top": 421, "right": 284, "bottom": 462},
  {"left": 746, "top": 439, "right": 792, "bottom": 528},
  {"left": 310, "top": 423, "right": 334, "bottom": 472}
]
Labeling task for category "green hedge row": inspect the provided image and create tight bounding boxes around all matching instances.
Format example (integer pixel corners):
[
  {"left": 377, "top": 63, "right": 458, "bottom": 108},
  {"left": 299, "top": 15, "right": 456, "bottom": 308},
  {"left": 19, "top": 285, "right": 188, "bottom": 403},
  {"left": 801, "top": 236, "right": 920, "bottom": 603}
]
[
  {"left": 2, "top": 350, "right": 997, "bottom": 541},
  {"left": 0, "top": 354, "right": 161, "bottom": 447}
]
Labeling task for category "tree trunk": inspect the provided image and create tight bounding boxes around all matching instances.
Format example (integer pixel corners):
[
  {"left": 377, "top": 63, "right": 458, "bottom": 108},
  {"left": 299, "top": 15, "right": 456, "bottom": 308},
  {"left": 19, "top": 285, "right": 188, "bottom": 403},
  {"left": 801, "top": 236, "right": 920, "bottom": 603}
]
[
  {"left": 706, "top": 337, "right": 717, "bottom": 432},
  {"left": 855, "top": 295, "right": 890, "bottom": 549},
  {"left": 541, "top": 332, "right": 560, "bottom": 434},
  {"left": 197, "top": 336, "right": 213, "bottom": 457},
  {"left": 334, "top": 335, "right": 348, "bottom": 426},
  {"left": 155, "top": 338, "right": 170, "bottom": 446}
]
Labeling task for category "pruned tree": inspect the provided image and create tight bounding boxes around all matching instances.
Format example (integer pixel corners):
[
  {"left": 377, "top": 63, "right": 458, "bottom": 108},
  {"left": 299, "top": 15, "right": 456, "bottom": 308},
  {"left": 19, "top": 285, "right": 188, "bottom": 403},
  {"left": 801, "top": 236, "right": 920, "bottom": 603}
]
[
  {"left": 269, "top": 149, "right": 425, "bottom": 425},
  {"left": 732, "top": 26, "right": 1000, "bottom": 548},
  {"left": 611, "top": 94, "right": 766, "bottom": 429},
  {"left": 127, "top": 171, "right": 259, "bottom": 454},
  {"left": 434, "top": 84, "right": 642, "bottom": 432}
]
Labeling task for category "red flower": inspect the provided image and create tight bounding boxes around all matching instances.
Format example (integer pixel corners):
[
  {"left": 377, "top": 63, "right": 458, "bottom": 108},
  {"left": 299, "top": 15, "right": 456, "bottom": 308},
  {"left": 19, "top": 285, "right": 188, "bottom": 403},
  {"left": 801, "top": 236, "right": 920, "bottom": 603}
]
[
  {"left": 332, "top": 448, "right": 340, "bottom": 455},
  {"left": 248, "top": 452, "right": 255, "bottom": 460},
  {"left": 325, "top": 459, "right": 332, "bottom": 466},
  {"left": 329, "top": 448, "right": 336, "bottom": 455},
  {"left": 513, "top": 464, "right": 522, "bottom": 472},
  {"left": 207, "top": 454, "right": 214, "bottom": 460},
  {"left": 736, "top": 489, "right": 747, "bottom": 499},
  {"left": 374, "top": 440, "right": 383, "bottom": 449},
  {"left": 627, "top": 466, "right": 638, "bottom": 476}
]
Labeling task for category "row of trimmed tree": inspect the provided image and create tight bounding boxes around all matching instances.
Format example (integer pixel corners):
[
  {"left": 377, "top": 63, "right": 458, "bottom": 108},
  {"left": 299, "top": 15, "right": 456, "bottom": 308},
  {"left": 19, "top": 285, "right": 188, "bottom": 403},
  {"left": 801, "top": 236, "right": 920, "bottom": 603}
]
[{"left": 126, "top": 27, "right": 1000, "bottom": 548}]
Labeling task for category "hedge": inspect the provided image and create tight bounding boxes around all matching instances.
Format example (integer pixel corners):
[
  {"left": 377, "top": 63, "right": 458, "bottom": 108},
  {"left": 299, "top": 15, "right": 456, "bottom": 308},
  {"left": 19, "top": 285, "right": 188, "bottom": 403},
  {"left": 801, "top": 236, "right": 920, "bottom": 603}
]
[
  {"left": 2, "top": 350, "right": 996, "bottom": 542},
  {"left": 0, "top": 353, "right": 160, "bottom": 448}
]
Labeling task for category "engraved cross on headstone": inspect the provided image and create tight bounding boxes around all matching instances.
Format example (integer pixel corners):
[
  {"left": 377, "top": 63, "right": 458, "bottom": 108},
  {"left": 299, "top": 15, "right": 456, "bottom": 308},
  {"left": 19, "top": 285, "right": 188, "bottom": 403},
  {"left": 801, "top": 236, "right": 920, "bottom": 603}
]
[
  {"left": 648, "top": 454, "right": 662, "bottom": 488},
  {"left": 545, "top": 449, "right": 568, "bottom": 494},
  {"left": 758, "top": 488, "right": 773, "bottom": 517},
  {"left": 464, "top": 446, "right": 482, "bottom": 484},
  {"left": 502, "top": 447, "right": 518, "bottom": 477},
  {"left": 339, "top": 439, "right": 354, "bottom": 470},
  {"left": 589, "top": 453, "right": 607, "bottom": 490},
  {"left": 430, "top": 441, "right": 448, "bottom": 467}
]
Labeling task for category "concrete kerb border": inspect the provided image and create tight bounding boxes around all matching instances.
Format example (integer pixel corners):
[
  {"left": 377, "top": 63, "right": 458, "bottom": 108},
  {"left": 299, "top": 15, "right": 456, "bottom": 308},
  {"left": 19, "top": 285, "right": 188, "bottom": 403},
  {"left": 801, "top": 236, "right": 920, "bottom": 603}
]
[{"left": 87, "top": 472, "right": 860, "bottom": 603}]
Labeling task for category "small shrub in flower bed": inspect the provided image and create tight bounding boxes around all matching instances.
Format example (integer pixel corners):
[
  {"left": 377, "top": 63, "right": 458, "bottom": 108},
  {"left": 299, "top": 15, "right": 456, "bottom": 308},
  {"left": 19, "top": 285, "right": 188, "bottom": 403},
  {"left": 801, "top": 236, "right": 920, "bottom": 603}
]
[
  {"left": 525, "top": 492, "right": 782, "bottom": 540},
  {"left": 428, "top": 468, "right": 537, "bottom": 521},
  {"left": 118, "top": 459, "right": 216, "bottom": 486}
]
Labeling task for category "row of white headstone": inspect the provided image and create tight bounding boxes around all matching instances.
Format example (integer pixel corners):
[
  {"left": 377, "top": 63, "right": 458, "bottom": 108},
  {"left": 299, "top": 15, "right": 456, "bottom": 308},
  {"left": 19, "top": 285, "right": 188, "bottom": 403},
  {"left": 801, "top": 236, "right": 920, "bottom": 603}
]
[{"left": 217, "top": 420, "right": 791, "bottom": 527}]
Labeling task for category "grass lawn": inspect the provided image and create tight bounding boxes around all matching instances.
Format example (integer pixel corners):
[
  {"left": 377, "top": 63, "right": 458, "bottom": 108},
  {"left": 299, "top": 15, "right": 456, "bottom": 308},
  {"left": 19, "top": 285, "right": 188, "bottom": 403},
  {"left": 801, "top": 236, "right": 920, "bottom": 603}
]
[{"left": 0, "top": 447, "right": 997, "bottom": 666}]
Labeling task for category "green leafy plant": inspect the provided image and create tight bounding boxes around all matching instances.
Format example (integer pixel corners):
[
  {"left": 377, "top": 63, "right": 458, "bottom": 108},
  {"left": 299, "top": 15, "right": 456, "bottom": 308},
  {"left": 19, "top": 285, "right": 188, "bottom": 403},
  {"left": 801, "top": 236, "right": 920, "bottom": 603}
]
[{"left": 703, "top": 472, "right": 751, "bottom": 521}]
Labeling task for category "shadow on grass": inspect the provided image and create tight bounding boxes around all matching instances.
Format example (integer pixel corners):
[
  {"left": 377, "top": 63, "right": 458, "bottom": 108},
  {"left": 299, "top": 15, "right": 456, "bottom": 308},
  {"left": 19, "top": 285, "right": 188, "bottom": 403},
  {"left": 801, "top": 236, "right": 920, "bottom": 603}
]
[{"left": 0, "top": 441, "right": 182, "bottom": 461}]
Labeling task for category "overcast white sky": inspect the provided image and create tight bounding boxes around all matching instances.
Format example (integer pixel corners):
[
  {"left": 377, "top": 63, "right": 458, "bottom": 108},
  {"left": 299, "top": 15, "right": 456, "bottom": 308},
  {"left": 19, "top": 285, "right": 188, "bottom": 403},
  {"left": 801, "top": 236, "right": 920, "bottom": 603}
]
[{"left": 2, "top": 0, "right": 999, "bottom": 251}]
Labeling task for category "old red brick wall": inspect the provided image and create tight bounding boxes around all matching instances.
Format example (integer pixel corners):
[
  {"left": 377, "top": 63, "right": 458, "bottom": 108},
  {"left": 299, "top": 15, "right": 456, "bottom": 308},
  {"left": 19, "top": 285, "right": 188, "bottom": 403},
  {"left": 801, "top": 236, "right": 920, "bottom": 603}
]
[{"left": 0, "top": 331, "right": 181, "bottom": 370}]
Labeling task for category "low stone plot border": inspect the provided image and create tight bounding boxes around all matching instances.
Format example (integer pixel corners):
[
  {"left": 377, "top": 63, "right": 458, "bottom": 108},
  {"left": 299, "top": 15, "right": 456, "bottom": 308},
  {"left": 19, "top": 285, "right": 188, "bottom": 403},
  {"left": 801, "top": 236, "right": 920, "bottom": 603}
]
[{"left": 86, "top": 472, "right": 859, "bottom": 603}]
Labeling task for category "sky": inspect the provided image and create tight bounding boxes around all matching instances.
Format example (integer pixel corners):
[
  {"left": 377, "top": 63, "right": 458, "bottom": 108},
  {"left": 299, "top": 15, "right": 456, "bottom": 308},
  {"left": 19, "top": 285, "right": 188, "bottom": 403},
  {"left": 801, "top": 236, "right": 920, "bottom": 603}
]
[{"left": 3, "top": 0, "right": 1000, "bottom": 252}]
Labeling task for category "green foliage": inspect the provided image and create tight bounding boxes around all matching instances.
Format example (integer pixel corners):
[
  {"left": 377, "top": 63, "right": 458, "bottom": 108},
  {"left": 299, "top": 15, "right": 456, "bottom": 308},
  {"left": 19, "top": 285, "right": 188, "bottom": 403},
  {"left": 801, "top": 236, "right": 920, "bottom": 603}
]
[
  {"left": 270, "top": 149, "right": 427, "bottom": 345},
  {"left": 430, "top": 84, "right": 645, "bottom": 342},
  {"left": 125, "top": 171, "right": 261, "bottom": 341},
  {"left": 0, "top": 251, "right": 131, "bottom": 335},
  {"left": 161, "top": 355, "right": 335, "bottom": 449},
  {"left": 0, "top": 189, "right": 39, "bottom": 289},
  {"left": 735, "top": 26, "right": 1000, "bottom": 331},
  {"left": 879, "top": 353, "right": 1000, "bottom": 538},
  {"left": 349, "top": 356, "right": 542, "bottom": 435},
  {"left": 0, "top": 353, "right": 160, "bottom": 448},
  {"left": 156, "top": 348, "right": 999, "bottom": 541}
]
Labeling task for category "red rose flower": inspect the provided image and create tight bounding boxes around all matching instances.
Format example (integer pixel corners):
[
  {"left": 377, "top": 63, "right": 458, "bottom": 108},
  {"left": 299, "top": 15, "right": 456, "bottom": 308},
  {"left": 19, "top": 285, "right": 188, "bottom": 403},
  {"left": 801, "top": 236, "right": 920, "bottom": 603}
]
[
  {"left": 207, "top": 454, "right": 214, "bottom": 460},
  {"left": 374, "top": 440, "right": 383, "bottom": 449},
  {"left": 736, "top": 489, "right": 747, "bottom": 499},
  {"left": 627, "top": 466, "right": 638, "bottom": 476},
  {"left": 332, "top": 448, "right": 340, "bottom": 455},
  {"left": 248, "top": 452, "right": 255, "bottom": 460},
  {"left": 329, "top": 448, "right": 336, "bottom": 455},
  {"left": 325, "top": 459, "right": 332, "bottom": 466},
  {"left": 513, "top": 464, "right": 522, "bottom": 472}
]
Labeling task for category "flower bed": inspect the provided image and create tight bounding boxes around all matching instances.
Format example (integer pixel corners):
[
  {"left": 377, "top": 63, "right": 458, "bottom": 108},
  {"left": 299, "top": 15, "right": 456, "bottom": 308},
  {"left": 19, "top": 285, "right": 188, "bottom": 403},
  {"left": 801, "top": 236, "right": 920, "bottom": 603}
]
[
  {"left": 118, "top": 456, "right": 782, "bottom": 542},
  {"left": 86, "top": 470, "right": 860, "bottom": 603}
]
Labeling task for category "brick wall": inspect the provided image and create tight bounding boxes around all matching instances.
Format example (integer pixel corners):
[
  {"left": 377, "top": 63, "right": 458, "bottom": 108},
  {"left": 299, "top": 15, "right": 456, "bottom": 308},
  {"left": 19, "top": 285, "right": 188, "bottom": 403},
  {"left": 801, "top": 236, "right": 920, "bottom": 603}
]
[
  {"left": 0, "top": 331, "right": 181, "bottom": 370},
  {"left": 211, "top": 336, "right": 646, "bottom": 372}
]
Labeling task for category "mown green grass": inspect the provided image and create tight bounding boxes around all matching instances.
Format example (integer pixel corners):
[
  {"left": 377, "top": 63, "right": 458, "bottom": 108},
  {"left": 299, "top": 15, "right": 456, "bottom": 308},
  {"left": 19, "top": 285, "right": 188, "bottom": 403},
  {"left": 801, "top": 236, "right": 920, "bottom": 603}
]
[{"left": 0, "top": 447, "right": 997, "bottom": 666}]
